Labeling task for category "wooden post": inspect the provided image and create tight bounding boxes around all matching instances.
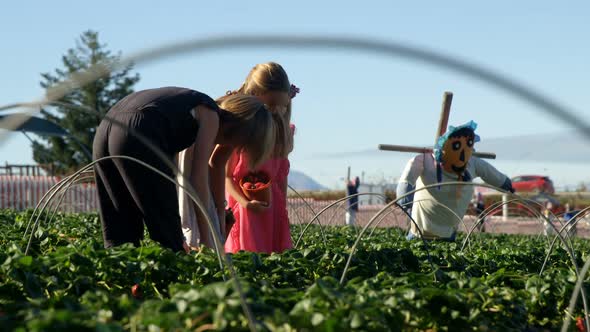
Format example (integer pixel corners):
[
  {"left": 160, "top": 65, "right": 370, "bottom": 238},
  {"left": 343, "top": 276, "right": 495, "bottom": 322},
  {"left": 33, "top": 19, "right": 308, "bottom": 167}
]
[
  {"left": 379, "top": 91, "right": 497, "bottom": 160},
  {"left": 378, "top": 144, "right": 496, "bottom": 159},
  {"left": 502, "top": 194, "right": 508, "bottom": 221},
  {"left": 346, "top": 166, "right": 351, "bottom": 182},
  {"left": 435, "top": 92, "right": 453, "bottom": 144}
]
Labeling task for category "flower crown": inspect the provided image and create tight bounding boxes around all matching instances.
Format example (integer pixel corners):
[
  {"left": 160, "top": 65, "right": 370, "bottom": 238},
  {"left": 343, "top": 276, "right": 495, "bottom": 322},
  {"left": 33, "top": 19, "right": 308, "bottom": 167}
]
[{"left": 290, "top": 84, "right": 300, "bottom": 99}]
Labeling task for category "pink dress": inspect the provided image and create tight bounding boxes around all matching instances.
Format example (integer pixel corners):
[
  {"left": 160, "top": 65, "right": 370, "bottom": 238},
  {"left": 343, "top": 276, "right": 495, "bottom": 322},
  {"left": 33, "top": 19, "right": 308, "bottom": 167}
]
[{"left": 224, "top": 152, "right": 293, "bottom": 254}]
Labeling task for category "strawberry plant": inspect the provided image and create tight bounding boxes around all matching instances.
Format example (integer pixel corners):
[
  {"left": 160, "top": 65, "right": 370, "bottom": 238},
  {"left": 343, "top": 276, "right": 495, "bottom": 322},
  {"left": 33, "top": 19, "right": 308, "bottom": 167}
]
[{"left": 1, "top": 209, "right": 590, "bottom": 331}]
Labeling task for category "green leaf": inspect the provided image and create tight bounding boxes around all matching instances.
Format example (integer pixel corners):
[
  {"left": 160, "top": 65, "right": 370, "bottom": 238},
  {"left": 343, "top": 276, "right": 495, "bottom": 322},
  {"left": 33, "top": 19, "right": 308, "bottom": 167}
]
[
  {"left": 350, "top": 312, "right": 363, "bottom": 328},
  {"left": 17, "top": 256, "right": 33, "bottom": 267},
  {"left": 311, "top": 313, "right": 325, "bottom": 326}
]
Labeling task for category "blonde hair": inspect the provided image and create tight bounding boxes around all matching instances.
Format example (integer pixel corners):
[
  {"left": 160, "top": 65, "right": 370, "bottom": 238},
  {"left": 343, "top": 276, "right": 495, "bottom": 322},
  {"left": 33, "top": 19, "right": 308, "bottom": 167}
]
[
  {"left": 230, "top": 62, "right": 293, "bottom": 158},
  {"left": 216, "top": 94, "right": 275, "bottom": 169}
]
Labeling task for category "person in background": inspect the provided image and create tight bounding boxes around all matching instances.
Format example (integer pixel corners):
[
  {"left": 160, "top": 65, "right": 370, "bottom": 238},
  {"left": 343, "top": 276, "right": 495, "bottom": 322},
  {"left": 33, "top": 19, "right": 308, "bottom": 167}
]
[
  {"left": 543, "top": 201, "right": 556, "bottom": 236},
  {"left": 562, "top": 202, "right": 578, "bottom": 237},
  {"left": 346, "top": 176, "right": 361, "bottom": 226}
]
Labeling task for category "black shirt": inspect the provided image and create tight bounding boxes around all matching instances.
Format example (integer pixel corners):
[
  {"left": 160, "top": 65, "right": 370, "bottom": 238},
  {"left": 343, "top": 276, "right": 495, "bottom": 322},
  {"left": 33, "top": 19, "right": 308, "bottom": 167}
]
[{"left": 108, "top": 87, "right": 220, "bottom": 153}]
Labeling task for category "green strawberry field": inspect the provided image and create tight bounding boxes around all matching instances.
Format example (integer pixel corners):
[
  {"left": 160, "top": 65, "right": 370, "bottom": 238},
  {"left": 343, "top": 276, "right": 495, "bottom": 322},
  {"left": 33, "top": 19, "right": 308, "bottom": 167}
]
[{"left": 1, "top": 209, "right": 590, "bottom": 331}]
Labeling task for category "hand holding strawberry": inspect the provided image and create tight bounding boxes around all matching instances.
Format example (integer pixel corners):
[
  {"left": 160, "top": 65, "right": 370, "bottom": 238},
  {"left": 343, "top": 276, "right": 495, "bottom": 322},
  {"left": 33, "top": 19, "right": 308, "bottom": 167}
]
[{"left": 239, "top": 171, "right": 271, "bottom": 204}]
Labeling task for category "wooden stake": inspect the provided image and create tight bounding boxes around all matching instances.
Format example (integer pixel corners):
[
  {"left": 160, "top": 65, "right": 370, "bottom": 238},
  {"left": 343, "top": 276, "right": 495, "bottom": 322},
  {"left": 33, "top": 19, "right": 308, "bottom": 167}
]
[
  {"left": 379, "top": 91, "right": 497, "bottom": 160},
  {"left": 347, "top": 166, "right": 351, "bottom": 182},
  {"left": 378, "top": 144, "right": 496, "bottom": 159},
  {"left": 435, "top": 92, "right": 453, "bottom": 144}
]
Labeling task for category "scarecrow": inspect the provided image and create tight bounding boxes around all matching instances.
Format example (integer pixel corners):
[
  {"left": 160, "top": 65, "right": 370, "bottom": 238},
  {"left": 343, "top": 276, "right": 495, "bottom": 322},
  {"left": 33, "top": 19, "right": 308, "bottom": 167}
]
[{"left": 395, "top": 120, "right": 514, "bottom": 240}]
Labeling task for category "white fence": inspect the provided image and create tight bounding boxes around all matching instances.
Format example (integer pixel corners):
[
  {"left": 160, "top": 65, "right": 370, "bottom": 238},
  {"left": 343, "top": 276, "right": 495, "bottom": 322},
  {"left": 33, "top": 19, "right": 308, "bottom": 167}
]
[
  {"left": 286, "top": 197, "right": 403, "bottom": 227},
  {"left": 0, "top": 176, "right": 400, "bottom": 227},
  {"left": 0, "top": 175, "right": 99, "bottom": 212}
]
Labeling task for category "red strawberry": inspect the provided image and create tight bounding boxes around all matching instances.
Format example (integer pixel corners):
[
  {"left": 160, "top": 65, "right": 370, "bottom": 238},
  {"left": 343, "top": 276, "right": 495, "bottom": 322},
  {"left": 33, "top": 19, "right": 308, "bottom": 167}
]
[
  {"left": 131, "top": 284, "right": 141, "bottom": 298},
  {"left": 255, "top": 182, "right": 265, "bottom": 188},
  {"left": 242, "top": 182, "right": 253, "bottom": 190},
  {"left": 577, "top": 316, "right": 586, "bottom": 332}
]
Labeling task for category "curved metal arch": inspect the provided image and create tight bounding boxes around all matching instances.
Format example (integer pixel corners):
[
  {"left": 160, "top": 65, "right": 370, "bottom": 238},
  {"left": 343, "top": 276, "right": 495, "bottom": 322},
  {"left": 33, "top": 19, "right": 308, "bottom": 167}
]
[
  {"left": 563, "top": 253, "right": 590, "bottom": 332},
  {"left": 45, "top": 175, "right": 96, "bottom": 223},
  {"left": 46, "top": 172, "right": 96, "bottom": 215},
  {"left": 286, "top": 184, "right": 327, "bottom": 245},
  {"left": 21, "top": 155, "right": 259, "bottom": 331},
  {"left": 364, "top": 202, "right": 437, "bottom": 271},
  {"left": 365, "top": 198, "right": 470, "bottom": 241},
  {"left": 2, "top": 35, "right": 588, "bottom": 141},
  {"left": 293, "top": 192, "right": 386, "bottom": 248},
  {"left": 16, "top": 104, "right": 220, "bottom": 267},
  {"left": 325, "top": 199, "right": 349, "bottom": 227},
  {"left": 23, "top": 172, "right": 88, "bottom": 243},
  {"left": 540, "top": 206, "right": 590, "bottom": 275},
  {"left": 1, "top": 34, "right": 589, "bottom": 332},
  {"left": 365, "top": 205, "right": 405, "bottom": 239},
  {"left": 560, "top": 207, "right": 590, "bottom": 232},
  {"left": 338, "top": 181, "right": 589, "bottom": 329},
  {"left": 337, "top": 185, "right": 467, "bottom": 285},
  {"left": 408, "top": 197, "right": 471, "bottom": 234},
  {"left": 477, "top": 195, "right": 564, "bottom": 228},
  {"left": 341, "top": 180, "right": 503, "bottom": 280},
  {"left": 24, "top": 157, "right": 223, "bottom": 263},
  {"left": 338, "top": 181, "right": 565, "bottom": 281},
  {"left": 461, "top": 197, "right": 568, "bottom": 252}
]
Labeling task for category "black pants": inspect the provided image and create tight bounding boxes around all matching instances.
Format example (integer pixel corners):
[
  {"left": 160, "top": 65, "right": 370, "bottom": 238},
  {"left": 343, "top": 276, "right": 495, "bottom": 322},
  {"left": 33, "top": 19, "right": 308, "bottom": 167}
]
[{"left": 92, "top": 110, "right": 184, "bottom": 252}]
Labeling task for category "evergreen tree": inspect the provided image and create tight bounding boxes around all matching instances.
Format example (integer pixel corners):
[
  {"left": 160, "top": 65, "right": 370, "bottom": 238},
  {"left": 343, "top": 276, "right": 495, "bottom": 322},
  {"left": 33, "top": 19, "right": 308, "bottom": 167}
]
[{"left": 32, "top": 30, "right": 139, "bottom": 175}]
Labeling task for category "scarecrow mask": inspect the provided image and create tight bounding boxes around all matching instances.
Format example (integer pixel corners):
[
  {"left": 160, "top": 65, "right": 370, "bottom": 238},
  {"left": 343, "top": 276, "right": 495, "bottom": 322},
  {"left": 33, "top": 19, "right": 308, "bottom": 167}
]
[
  {"left": 434, "top": 120, "right": 480, "bottom": 176},
  {"left": 441, "top": 135, "right": 474, "bottom": 175}
]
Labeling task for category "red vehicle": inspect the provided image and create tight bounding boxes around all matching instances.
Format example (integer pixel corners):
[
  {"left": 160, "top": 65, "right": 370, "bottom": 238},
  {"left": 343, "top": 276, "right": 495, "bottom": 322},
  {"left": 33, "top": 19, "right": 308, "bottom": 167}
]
[{"left": 511, "top": 175, "right": 555, "bottom": 194}]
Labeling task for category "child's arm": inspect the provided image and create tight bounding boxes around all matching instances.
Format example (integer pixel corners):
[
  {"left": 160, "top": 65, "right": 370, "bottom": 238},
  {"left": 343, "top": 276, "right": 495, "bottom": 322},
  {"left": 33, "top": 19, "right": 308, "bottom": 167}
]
[
  {"left": 209, "top": 144, "right": 234, "bottom": 237},
  {"left": 190, "top": 105, "right": 219, "bottom": 247}
]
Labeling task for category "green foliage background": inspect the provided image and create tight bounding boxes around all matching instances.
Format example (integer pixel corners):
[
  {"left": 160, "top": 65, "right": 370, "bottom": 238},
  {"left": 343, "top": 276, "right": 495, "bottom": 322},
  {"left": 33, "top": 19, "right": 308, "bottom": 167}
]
[{"left": 32, "top": 30, "right": 139, "bottom": 175}]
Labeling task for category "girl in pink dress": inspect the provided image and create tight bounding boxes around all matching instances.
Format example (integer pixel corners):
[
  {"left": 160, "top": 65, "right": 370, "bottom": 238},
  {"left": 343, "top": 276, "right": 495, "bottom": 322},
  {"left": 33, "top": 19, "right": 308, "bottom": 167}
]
[{"left": 224, "top": 62, "right": 299, "bottom": 254}]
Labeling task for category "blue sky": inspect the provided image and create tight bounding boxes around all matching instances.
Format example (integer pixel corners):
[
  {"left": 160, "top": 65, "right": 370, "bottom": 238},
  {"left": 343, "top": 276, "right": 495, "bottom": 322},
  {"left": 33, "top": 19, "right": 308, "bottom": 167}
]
[{"left": 1, "top": 1, "right": 589, "bottom": 189}]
